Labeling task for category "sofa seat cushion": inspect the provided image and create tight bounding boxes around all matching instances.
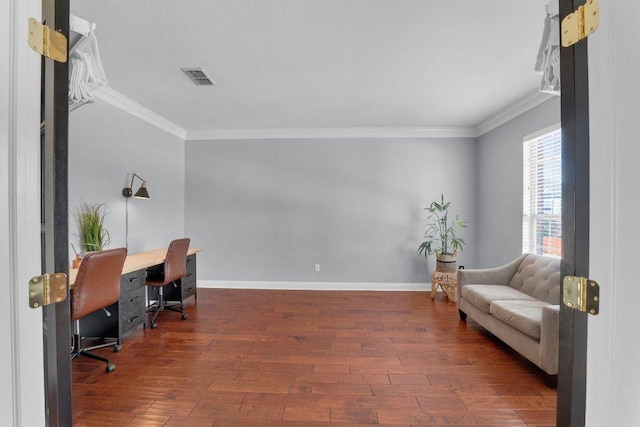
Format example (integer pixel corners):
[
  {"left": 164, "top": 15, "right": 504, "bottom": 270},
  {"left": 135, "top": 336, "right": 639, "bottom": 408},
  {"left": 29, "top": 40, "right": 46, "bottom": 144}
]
[
  {"left": 490, "top": 300, "right": 551, "bottom": 340},
  {"left": 460, "top": 285, "right": 536, "bottom": 313}
]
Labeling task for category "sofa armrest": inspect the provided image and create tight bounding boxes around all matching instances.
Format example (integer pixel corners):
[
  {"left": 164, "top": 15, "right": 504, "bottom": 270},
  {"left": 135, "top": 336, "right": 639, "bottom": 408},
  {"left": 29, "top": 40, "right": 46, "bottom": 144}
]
[
  {"left": 456, "top": 255, "right": 527, "bottom": 305},
  {"left": 457, "top": 255, "right": 526, "bottom": 287},
  {"left": 539, "top": 305, "right": 560, "bottom": 375}
]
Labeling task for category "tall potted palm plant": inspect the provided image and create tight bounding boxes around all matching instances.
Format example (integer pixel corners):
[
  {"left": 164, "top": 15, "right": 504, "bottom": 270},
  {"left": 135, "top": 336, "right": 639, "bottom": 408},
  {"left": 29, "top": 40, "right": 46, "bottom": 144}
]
[{"left": 418, "top": 194, "right": 467, "bottom": 272}]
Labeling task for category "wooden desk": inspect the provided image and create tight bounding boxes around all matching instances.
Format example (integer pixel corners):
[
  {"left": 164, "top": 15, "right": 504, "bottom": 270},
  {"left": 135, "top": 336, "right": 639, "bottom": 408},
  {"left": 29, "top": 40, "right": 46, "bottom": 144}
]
[
  {"left": 69, "top": 247, "right": 202, "bottom": 285},
  {"left": 73, "top": 247, "right": 201, "bottom": 338}
]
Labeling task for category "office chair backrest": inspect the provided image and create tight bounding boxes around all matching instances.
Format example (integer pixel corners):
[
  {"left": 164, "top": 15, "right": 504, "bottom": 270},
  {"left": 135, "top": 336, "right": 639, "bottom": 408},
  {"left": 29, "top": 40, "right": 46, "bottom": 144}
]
[
  {"left": 71, "top": 247, "right": 127, "bottom": 321},
  {"left": 163, "top": 238, "right": 190, "bottom": 284}
]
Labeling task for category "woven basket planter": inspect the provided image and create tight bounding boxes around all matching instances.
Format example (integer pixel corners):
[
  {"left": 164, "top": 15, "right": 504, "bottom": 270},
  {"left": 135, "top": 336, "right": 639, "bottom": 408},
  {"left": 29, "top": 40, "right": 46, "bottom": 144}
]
[{"left": 436, "top": 253, "right": 457, "bottom": 273}]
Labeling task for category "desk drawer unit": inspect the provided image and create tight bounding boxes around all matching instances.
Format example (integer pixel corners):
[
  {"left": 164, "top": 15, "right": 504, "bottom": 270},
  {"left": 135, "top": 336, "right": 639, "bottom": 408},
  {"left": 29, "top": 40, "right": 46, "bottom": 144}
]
[
  {"left": 119, "top": 270, "right": 146, "bottom": 335},
  {"left": 181, "top": 254, "right": 197, "bottom": 300}
]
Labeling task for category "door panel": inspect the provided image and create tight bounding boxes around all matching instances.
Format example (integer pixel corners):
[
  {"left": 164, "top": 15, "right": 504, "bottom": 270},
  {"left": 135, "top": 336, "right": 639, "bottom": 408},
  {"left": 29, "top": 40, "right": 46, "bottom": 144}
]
[{"left": 586, "top": 2, "right": 640, "bottom": 425}]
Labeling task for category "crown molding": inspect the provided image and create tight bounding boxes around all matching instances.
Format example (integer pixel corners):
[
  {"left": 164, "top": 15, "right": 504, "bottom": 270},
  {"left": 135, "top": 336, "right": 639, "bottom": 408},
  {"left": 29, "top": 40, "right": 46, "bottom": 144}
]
[
  {"left": 93, "top": 86, "right": 187, "bottom": 140},
  {"left": 94, "top": 86, "right": 554, "bottom": 142},
  {"left": 185, "top": 126, "right": 477, "bottom": 141},
  {"left": 475, "top": 90, "right": 556, "bottom": 137}
]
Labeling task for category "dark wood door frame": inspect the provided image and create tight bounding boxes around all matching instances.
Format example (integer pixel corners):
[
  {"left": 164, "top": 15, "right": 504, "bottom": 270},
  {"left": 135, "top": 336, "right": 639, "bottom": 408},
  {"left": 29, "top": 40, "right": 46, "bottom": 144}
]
[
  {"left": 558, "top": 0, "right": 590, "bottom": 425},
  {"left": 41, "top": 0, "right": 72, "bottom": 424}
]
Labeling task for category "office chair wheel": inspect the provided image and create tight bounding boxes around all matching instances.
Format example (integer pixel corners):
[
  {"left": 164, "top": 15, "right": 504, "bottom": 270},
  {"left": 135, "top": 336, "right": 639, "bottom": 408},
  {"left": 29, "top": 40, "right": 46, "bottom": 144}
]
[
  {"left": 113, "top": 345, "right": 122, "bottom": 353},
  {"left": 181, "top": 313, "right": 187, "bottom": 320},
  {"left": 106, "top": 363, "right": 115, "bottom": 373},
  {"left": 150, "top": 322, "right": 157, "bottom": 329}
]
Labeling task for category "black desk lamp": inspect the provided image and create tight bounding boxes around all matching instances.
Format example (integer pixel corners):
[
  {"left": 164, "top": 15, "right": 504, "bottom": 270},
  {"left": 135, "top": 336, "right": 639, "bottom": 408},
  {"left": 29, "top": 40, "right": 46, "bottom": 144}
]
[{"left": 122, "top": 173, "right": 150, "bottom": 199}]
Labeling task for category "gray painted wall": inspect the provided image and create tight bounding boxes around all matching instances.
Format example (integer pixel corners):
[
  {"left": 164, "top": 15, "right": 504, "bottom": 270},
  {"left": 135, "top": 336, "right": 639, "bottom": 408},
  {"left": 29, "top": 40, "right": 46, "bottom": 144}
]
[
  {"left": 476, "top": 97, "right": 561, "bottom": 268},
  {"left": 186, "top": 138, "right": 477, "bottom": 284},
  {"left": 67, "top": 94, "right": 558, "bottom": 283},
  {"left": 68, "top": 99, "right": 185, "bottom": 258}
]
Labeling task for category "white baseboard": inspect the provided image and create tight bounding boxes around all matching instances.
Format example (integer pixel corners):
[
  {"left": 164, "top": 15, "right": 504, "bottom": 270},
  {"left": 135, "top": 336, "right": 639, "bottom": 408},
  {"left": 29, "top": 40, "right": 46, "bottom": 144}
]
[{"left": 197, "top": 280, "right": 428, "bottom": 292}]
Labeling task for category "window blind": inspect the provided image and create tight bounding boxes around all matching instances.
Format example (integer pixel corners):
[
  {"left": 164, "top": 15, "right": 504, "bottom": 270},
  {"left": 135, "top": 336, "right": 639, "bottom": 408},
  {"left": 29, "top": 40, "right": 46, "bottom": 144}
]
[{"left": 523, "top": 128, "right": 562, "bottom": 257}]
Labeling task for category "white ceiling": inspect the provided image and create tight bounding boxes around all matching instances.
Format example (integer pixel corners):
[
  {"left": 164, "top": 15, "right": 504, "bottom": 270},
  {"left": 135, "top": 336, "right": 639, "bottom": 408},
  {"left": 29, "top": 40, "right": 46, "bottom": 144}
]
[{"left": 70, "top": 0, "right": 550, "bottom": 136}]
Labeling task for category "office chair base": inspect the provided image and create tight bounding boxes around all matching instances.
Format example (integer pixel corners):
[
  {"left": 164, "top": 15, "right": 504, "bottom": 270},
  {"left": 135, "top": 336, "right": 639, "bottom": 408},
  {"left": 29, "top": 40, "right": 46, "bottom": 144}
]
[
  {"left": 147, "top": 307, "right": 186, "bottom": 327},
  {"left": 147, "top": 286, "right": 187, "bottom": 327},
  {"left": 72, "top": 332, "right": 120, "bottom": 373},
  {"left": 74, "top": 348, "right": 116, "bottom": 373},
  {"left": 164, "top": 303, "right": 187, "bottom": 320}
]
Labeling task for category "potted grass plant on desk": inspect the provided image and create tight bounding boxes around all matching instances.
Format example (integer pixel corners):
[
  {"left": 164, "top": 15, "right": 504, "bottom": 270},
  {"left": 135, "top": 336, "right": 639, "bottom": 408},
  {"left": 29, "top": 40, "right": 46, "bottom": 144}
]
[
  {"left": 418, "top": 194, "right": 467, "bottom": 273},
  {"left": 75, "top": 202, "right": 110, "bottom": 255}
]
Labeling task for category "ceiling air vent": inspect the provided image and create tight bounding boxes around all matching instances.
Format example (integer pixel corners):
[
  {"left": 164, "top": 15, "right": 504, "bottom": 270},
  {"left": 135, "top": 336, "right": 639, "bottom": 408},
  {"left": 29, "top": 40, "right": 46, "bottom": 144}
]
[{"left": 181, "top": 68, "right": 216, "bottom": 86}]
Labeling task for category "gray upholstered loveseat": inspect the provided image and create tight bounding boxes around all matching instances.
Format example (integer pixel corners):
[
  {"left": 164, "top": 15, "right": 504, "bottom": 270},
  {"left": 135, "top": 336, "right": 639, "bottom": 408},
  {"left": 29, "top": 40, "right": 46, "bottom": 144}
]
[{"left": 457, "top": 253, "right": 561, "bottom": 385}]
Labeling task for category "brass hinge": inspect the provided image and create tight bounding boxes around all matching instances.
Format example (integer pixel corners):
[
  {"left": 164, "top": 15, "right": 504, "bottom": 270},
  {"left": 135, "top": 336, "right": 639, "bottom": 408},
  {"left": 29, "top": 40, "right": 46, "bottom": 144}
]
[
  {"left": 29, "top": 273, "right": 68, "bottom": 308},
  {"left": 27, "top": 18, "right": 68, "bottom": 63},
  {"left": 561, "top": 0, "right": 599, "bottom": 47},
  {"left": 563, "top": 276, "right": 600, "bottom": 315}
]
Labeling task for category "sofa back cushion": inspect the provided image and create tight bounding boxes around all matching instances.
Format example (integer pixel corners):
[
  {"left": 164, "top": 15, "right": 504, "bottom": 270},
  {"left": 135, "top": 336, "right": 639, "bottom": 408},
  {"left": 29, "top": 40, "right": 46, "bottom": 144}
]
[{"left": 508, "top": 254, "right": 561, "bottom": 304}]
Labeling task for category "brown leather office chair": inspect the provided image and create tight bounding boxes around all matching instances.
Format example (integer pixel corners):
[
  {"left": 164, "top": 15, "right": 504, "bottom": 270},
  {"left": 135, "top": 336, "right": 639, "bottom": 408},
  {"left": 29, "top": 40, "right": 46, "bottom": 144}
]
[
  {"left": 146, "top": 238, "right": 190, "bottom": 329},
  {"left": 71, "top": 247, "right": 127, "bottom": 373}
]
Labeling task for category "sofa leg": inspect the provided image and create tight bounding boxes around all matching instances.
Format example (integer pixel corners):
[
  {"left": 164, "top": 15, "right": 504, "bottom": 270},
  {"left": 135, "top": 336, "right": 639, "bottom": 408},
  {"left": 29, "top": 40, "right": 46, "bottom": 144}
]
[
  {"left": 458, "top": 309, "right": 467, "bottom": 321},
  {"left": 544, "top": 373, "right": 558, "bottom": 388}
]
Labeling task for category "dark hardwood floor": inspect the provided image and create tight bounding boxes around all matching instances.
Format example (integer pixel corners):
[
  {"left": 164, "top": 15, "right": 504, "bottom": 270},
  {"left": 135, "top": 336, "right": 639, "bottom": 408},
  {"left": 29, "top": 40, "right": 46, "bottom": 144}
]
[{"left": 72, "top": 289, "right": 557, "bottom": 426}]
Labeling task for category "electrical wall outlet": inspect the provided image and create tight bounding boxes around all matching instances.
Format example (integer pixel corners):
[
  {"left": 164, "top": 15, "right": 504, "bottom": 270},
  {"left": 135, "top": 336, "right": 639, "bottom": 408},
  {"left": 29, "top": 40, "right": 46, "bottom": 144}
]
[{"left": 315, "top": 264, "right": 320, "bottom": 272}]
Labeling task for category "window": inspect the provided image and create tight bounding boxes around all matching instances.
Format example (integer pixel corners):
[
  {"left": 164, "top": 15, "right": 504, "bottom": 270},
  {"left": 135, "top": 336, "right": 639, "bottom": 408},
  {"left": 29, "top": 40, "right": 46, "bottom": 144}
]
[{"left": 523, "top": 125, "right": 562, "bottom": 257}]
